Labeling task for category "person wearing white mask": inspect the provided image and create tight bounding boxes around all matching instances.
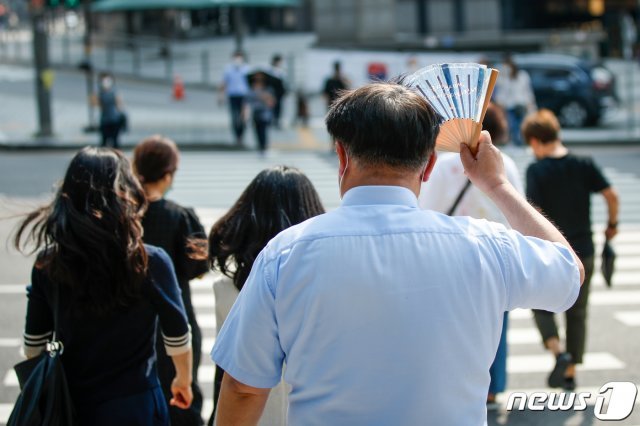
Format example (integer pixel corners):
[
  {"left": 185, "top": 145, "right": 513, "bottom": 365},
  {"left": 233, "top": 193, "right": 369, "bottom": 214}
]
[{"left": 92, "top": 72, "right": 125, "bottom": 149}]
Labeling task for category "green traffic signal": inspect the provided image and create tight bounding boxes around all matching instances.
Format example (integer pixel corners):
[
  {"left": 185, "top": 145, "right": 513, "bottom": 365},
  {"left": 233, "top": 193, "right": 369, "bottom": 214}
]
[{"left": 65, "top": 0, "right": 80, "bottom": 7}]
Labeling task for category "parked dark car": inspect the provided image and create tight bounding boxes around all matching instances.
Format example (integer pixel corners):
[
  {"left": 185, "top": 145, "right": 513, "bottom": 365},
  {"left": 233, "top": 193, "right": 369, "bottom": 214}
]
[{"left": 513, "top": 54, "right": 617, "bottom": 128}]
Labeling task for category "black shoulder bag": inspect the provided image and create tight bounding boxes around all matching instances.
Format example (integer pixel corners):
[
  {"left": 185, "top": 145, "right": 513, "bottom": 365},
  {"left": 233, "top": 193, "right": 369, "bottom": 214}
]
[{"left": 8, "top": 281, "right": 76, "bottom": 426}]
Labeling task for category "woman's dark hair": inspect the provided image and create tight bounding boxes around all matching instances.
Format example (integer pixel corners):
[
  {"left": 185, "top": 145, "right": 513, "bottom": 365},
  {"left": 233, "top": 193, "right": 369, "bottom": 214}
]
[
  {"left": 133, "top": 135, "right": 179, "bottom": 184},
  {"left": 326, "top": 82, "right": 439, "bottom": 171},
  {"left": 208, "top": 166, "right": 325, "bottom": 291},
  {"left": 482, "top": 102, "right": 509, "bottom": 146},
  {"left": 14, "top": 147, "right": 148, "bottom": 316}
]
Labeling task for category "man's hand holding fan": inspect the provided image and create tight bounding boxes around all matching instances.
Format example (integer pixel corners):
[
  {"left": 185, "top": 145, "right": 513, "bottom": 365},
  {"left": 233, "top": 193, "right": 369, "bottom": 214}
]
[{"left": 407, "top": 63, "right": 499, "bottom": 154}]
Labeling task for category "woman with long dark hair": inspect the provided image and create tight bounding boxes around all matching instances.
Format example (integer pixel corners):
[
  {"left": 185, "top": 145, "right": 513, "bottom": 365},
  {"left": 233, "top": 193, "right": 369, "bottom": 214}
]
[
  {"left": 15, "top": 147, "right": 193, "bottom": 425},
  {"left": 133, "top": 135, "right": 209, "bottom": 426},
  {"left": 207, "top": 166, "right": 325, "bottom": 425}
]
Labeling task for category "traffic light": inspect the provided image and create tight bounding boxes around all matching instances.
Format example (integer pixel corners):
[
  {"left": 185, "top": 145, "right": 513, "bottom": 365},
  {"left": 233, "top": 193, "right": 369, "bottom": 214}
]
[{"left": 65, "top": 0, "right": 80, "bottom": 8}]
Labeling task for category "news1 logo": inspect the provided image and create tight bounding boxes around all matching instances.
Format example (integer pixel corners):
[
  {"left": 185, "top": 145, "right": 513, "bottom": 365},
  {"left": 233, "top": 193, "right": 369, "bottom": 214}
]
[{"left": 506, "top": 382, "right": 638, "bottom": 420}]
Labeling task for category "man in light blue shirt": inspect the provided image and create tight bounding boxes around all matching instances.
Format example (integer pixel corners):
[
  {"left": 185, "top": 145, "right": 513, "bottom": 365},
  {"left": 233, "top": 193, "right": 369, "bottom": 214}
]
[
  {"left": 219, "top": 51, "right": 250, "bottom": 146},
  {"left": 212, "top": 83, "right": 584, "bottom": 425}
]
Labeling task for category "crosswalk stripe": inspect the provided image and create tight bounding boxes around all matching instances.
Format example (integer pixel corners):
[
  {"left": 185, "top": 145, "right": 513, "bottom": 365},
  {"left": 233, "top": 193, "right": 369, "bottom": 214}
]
[
  {"left": 614, "top": 311, "right": 640, "bottom": 326},
  {"left": 507, "top": 352, "right": 625, "bottom": 374},
  {"left": 197, "top": 314, "right": 216, "bottom": 329},
  {"left": 3, "top": 370, "right": 17, "bottom": 387},
  {"left": 0, "top": 403, "right": 14, "bottom": 424},
  {"left": 0, "top": 285, "right": 26, "bottom": 295},
  {"left": 0, "top": 339, "right": 20, "bottom": 348}
]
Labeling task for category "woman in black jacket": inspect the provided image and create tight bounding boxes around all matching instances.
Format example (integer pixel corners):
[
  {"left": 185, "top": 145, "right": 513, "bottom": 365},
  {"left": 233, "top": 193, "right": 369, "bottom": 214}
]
[{"left": 134, "top": 135, "right": 209, "bottom": 426}]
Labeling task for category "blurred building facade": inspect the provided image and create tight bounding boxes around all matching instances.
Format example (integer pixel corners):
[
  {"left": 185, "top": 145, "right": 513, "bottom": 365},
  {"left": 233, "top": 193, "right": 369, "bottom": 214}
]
[{"left": 314, "top": 0, "right": 639, "bottom": 58}]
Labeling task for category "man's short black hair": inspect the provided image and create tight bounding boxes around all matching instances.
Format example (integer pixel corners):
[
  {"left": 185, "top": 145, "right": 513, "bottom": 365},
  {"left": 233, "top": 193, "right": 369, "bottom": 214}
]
[{"left": 325, "top": 83, "right": 439, "bottom": 171}]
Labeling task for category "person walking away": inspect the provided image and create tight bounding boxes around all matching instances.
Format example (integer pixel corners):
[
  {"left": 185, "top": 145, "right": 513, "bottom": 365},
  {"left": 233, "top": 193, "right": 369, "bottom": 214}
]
[
  {"left": 133, "top": 135, "right": 209, "bottom": 425},
  {"left": 219, "top": 51, "right": 250, "bottom": 146},
  {"left": 322, "top": 61, "right": 349, "bottom": 110},
  {"left": 15, "top": 147, "right": 193, "bottom": 425},
  {"left": 247, "top": 73, "right": 276, "bottom": 155},
  {"left": 494, "top": 55, "right": 536, "bottom": 146},
  {"left": 419, "top": 103, "right": 521, "bottom": 408},
  {"left": 523, "top": 109, "right": 619, "bottom": 390},
  {"left": 94, "top": 72, "right": 125, "bottom": 149},
  {"left": 269, "top": 54, "right": 287, "bottom": 129},
  {"left": 211, "top": 83, "right": 584, "bottom": 425},
  {"left": 207, "top": 166, "right": 325, "bottom": 425}
]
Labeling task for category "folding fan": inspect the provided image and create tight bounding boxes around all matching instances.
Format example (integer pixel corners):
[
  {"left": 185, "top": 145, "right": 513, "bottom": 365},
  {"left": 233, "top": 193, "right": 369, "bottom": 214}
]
[{"left": 407, "top": 63, "right": 499, "bottom": 153}]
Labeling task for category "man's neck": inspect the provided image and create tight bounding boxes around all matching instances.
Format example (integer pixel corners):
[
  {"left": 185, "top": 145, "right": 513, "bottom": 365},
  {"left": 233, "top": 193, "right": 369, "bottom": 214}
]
[{"left": 341, "top": 165, "right": 422, "bottom": 198}]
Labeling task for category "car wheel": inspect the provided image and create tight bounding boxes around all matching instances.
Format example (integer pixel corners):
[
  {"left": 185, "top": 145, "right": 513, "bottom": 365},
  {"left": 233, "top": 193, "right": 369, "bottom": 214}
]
[{"left": 558, "top": 101, "right": 588, "bottom": 128}]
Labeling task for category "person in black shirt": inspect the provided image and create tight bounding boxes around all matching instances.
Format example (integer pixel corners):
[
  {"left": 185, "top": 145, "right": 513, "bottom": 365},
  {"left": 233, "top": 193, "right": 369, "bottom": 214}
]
[
  {"left": 134, "top": 135, "right": 209, "bottom": 426},
  {"left": 523, "top": 109, "right": 619, "bottom": 390},
  {"left": 16, "top": 147, "right": 193, "bottom": 425},
  {"left": 322, "top": 61, "right": 350, "bottom": 110}
]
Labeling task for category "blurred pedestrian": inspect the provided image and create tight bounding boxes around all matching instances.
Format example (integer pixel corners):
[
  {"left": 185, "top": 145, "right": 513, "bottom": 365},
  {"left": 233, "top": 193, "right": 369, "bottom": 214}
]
[
  {"left": 322, "top": 61, "right": 349, "bottom": 110},
  {"left": 211, "top": 83, "right": 583, "bottom": 425},
  {"left": 219, "top": 51, "right": 250, "bottom": 146},
  {"left": 207, "top": 166, "right": 325, "bottom": 426},
  {"left": 495, "top": 55, "right": 536, "bottom": 145},
  {"left": 93, "top": 72, "right": 125, "bottom": 149},
  {"left": 133, "top": 135, "right": 209, "bottom": 426},
  {"left": 524, "top": 109, "right": 619, "bottom": 390},
  {"left": 247, "top": 73, "right": 276, "bottom": 155},
  {"left": 269, "top": 54, "right": 287, "bottom": 129},
  {"left": 419, "top": 103, "right": 522, "bottom": 408},
  {"left": 15, "top": 147, "right": 193, "bottom": 425}
]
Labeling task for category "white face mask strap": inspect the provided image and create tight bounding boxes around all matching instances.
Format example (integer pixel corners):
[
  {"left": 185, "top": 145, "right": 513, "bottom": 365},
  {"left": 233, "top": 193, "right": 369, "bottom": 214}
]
[{"left": 338, "top": 152, "right": 349, "bottom": 195}]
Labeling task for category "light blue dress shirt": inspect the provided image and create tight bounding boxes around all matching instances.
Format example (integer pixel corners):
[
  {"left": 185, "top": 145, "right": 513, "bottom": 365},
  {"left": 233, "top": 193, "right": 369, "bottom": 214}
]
[
  {"left": 212, "top": 185, "right": 580, "bottom": 425},
  {"left": 223, "top": 63, "right": 250, "bottom": 97}
]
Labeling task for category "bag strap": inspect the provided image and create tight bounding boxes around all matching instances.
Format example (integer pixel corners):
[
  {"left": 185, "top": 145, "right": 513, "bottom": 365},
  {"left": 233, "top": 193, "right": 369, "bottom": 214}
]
[
  {"left": 447, "top": 179, "right": 472, "bottom": 216},
  {"left": 48, "top": 280, "right": 63, "bottom": 354}
]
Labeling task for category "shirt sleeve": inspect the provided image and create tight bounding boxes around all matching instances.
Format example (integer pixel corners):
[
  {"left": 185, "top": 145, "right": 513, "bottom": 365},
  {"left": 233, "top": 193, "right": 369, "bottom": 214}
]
[
  {"left": 499, "top": 230, "right": 581, "bottom": 312},
  {"left": 211, "top": 250, "right": 284, "bottom": 389},
  {"left": 23, "top": 266, "right": 53, "bottom": 358},
  {"left": 147, "top": 247, "right": 192, "bottom": 356},
  {"left": 176, "top": 208, "right": 209, "bottom": 281},
  {"left": 586, "top": 157, "right": 610, "bottom": 193}
]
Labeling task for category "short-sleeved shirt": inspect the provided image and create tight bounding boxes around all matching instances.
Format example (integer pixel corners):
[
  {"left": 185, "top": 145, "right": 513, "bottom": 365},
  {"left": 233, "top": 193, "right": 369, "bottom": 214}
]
[
  {"left": 526, "top": 153, "right": 610, "bottom": 257},
  {"left": 212, "top": 185, "right": 580, "bottom": 425},
  {"left": 142, "top": 199, "right": 209, "bottom": 321},
  {"left": 223, "top": 63, "right": 250, "bottom": 97},
  {"left": 419, "top": 152, "right": 523, "bottom": 225},
  {"left": 23, "top": 245, "right": 191, "bottom": 405}
]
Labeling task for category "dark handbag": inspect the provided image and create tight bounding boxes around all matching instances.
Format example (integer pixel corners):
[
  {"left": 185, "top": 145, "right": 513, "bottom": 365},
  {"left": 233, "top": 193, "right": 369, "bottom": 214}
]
[
  {"left": 8, "top": 282, "right": 76, "bottom": 426},
  {"left": 601, "top": 240, "right": 616, "bottom": 288},
  {"left": 119, "top": 110, "right": 129, "bottom": 133}
]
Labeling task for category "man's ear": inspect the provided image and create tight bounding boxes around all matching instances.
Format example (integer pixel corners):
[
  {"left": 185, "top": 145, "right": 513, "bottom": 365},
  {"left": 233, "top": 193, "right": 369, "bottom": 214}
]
[
  {"left": 421, "top": 152, "right": 437, "bottom": 182},
  {"left": 335, "top": 141, "right": 348, "bottom": 175}
]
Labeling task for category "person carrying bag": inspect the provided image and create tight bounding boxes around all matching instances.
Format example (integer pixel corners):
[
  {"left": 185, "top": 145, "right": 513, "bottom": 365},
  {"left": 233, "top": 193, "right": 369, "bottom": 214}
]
[{"left": 8, "top": 280, "right": 75, "bottom": 426}]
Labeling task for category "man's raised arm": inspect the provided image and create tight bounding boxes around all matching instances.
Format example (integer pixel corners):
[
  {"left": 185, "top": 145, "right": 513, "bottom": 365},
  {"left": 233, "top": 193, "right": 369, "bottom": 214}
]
[{"left": 460, "top": 131, "right": 585, "bottom": 284}]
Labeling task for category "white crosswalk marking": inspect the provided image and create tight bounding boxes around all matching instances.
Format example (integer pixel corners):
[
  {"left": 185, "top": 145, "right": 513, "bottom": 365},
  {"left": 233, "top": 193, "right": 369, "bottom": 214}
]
[
  {"left": 508, "top": 353, "right": 626, "bottom": 374},
  {"left": 614, "top": 311, "right": 640, "bottom": 326},
  {"left": 2, "top": 150, "right": 640, "bottom": 424}
]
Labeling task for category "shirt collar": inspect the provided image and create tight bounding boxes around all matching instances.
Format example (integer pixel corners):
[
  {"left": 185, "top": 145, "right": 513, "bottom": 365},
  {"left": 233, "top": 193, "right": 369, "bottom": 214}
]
[{"left": 341, "top": 186, "right": 419, "bottom": 208}]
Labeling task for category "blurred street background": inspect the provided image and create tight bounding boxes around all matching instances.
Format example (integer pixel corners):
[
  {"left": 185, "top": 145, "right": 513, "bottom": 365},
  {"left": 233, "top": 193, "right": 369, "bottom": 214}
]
[{"left": 1, "top": 0, "right": 640, "bottom": 424}]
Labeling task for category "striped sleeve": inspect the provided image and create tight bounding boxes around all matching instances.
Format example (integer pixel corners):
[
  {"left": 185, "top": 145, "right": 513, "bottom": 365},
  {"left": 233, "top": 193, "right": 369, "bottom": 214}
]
[
  {"left": 23, "top": 267, "right": 53, "bottom": 358},
  {"left": 147, "top": 246, "right": 192, "bottom": 356}
]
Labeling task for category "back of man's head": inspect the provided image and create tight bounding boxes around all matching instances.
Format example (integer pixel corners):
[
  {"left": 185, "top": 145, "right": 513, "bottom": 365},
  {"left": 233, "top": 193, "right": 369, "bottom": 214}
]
[
  {"left": 521, "top": 109, "right": 560, "bottom": 145},
  {"left": 325, "top": 83, "right": 439, "bottom": 171}
]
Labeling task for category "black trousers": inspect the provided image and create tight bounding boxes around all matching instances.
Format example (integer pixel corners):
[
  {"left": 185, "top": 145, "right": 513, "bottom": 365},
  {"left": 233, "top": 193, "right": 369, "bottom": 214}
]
[
  {"left": 253, "top": 117, "right": 269, "bottom": 152},
  {"left": 533, "top": 255, "right": 595, "bottom": 364},
  {"left": 228, "top": 96, "right": 246, "bottom": 143},
  {"left": 100, "top": 122, "right": 121, "bottom": 149}
]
